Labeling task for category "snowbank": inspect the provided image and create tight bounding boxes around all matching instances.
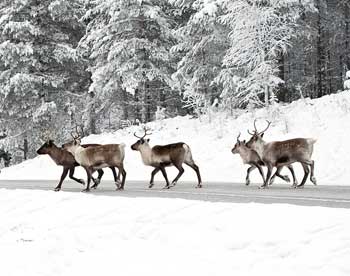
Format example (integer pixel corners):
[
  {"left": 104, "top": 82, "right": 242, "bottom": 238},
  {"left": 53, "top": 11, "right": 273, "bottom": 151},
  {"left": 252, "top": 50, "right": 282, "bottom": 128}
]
[
  {"left": 1, "top": 91, "right": 350, "bottom": 185},
  {"left": 1, "top": 189, "right": 349, "bottom": 276}
]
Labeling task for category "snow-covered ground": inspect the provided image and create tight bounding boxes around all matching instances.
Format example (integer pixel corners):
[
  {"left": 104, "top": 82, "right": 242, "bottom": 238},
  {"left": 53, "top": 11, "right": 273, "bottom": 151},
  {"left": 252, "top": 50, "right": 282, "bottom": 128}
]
[
  {"left": 2, "top": 93, "right": 350, "bottom": 275},
  {"left": 1, "top": 91, "right": 350, "bottom": 185},
  {"left": 0, "top": 188, "right": 349, "bottom": 276}
]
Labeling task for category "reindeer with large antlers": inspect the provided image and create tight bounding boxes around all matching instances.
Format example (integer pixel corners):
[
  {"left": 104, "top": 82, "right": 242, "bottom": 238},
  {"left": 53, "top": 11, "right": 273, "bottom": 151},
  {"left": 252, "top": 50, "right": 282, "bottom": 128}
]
[
  {"left": 232, "top": 132, "right": 296, "bottom": 186},
  {"left": 246, "top": 120, "right": 317, "bottom": 188},
  {"left": 131, "top": 127, "right": 202, "bottom": 189},
  {"left": 62, "top": 128, "right": 126, "bottom": 192}
]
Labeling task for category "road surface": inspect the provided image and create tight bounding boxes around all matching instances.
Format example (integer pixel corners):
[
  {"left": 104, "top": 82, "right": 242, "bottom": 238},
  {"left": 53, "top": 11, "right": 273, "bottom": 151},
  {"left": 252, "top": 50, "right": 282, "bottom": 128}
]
[{"left": 1, "top": 180, "right": 350, "bottom": 208}]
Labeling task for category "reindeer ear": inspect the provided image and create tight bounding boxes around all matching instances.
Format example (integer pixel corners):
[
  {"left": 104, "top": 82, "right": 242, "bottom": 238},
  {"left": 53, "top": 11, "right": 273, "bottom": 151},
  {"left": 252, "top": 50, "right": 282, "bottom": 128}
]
[
  {"left": 146, "top": 138, "right": 150, "bottom": 143},
  {"left": 243, "top": 140, "right": 246, "bottom": 143},
  {"left": 48, "top": 140, "right": 54, "bottom": 146},
  {"left": 261, "top": 133, "right": 264, "bottom": 138}
]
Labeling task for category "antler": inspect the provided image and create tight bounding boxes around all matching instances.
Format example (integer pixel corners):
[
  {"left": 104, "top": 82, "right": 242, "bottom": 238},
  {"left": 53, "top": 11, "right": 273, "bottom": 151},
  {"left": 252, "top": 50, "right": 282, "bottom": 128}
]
[
  {"left": 236, "top": 132, "right": 241, "bottom": 142},
  {"left": 247, "top": 119, "right": 258, "bottom": 135},
  {"left": 258, "top": 120, "right": 271, "bottom": 135},
  {"left": 247, "top": 119, "right": 271, "bottom": 135},
  {"left": 76, "top": 124, "right": 85, "bottom": 138},
  {"left": 71, "top": 125, "right": 81, "bottom": 140},
  {"left": 134, "top": 126, "right": 152, "bottom": 139},
  {"left": 70, "top": 124, "right": 85, "bottom": 140}
]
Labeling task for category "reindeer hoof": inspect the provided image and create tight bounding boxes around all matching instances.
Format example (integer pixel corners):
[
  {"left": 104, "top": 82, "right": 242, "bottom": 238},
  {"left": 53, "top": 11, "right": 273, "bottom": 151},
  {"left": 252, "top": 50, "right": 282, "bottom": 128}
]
[
  {"left": 79, "top": 179, "right": 85, "bottom": 185},
  {"left": 115, "top": 180, "right": 122, "bottom": 186},
  {"left": 92, "top": 178, "right": 100, "bottom": 185},
  {"left": 259, "top": 185, "right": 268, "bottom": 189},
  {"left": 245, "top": 180, "right": 250, "bottom": 186},
  {"left": 296, "top": 184, "right": 305, "bottom": 189},
  {"left": 116, "top": 187, "right": 124, "bottom": 191},
  {"left": 149, "top": 183, "right": 154, "bottom": 188},
  {"left": 311, "top": 177, "right": 317, "bottom": 186},
  {"left": 54, "top": 187, "right": 61, "bottom": 192},
  {"left": 82, "top": 188, "right": 90, "bottom": 193},
  {"left": 91, "top": 184, "right": 98, "bottom": 189},
  {"left": 196, "top": 184, "right": 202, "bottom": 188},
  {"left": 163, "top": 185, "right": 171, "bottom": 189}
]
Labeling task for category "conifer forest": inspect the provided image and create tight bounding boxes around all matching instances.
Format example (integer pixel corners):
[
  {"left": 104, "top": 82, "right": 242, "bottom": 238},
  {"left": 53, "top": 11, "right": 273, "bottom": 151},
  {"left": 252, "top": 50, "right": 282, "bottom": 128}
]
[{"left": 0, "top": 0, "right": 349, "bottom": 163}]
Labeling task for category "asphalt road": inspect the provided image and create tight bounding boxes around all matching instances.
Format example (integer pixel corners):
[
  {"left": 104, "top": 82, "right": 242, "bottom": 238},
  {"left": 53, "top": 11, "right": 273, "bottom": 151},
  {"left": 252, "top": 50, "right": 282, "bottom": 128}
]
[{"left": 1, "top": 179, "right": 350, "bottom": 209}]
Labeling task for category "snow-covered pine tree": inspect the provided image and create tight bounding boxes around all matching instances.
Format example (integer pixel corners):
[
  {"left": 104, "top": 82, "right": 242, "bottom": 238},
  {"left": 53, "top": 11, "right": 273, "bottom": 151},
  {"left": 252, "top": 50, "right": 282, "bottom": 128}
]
[
  {"left": 0, "top": 0, "right": 88, "bottom": 160},
  {"left": 217, "top": 0, "right": 314, "bottom": 108},
  {"left": 170, "top": 0, "right": 229, "bottom": 114},
  {"left": 79, "top": 0, "right": 177, "bottom": 125}
]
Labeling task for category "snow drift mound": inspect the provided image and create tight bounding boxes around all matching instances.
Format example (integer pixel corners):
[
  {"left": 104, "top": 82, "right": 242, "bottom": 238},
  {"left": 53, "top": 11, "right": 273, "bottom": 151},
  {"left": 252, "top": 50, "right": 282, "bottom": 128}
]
[{"left": 1, "top": 92, "right": 350, "bottom": 185}]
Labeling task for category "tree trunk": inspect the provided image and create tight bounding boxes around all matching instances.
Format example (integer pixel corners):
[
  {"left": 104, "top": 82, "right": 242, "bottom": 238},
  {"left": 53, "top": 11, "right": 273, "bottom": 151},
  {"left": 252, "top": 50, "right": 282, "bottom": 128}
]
[
  {"left": 316, "top": 0, "right": 327, "bottom": 98},
  {"left": 141, "top": 81, "right": 147, "bottom": 123},
  {"left": 121, "top": 88, "right": 128, "bottom": 120},
  {"left": 18, "top": 138, "right": 28, "bottom": 160},
  {"left": 264, "top": 85, "right": 269, "bottom": 106},
  {"left": 87, "top": 92, "right": 97, "bottom": 134},
  {"left": 277, "top": 54, "right": 287, "bottom": 102}
]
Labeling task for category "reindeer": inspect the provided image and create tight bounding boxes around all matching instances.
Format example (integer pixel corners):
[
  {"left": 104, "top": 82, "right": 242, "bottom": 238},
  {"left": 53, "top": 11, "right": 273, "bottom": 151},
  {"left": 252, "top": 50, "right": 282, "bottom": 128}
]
[
  {"left": 62, "top": 131, "right": 126, "bottom": 192},
  {"left": 246, "top": 120, "right": 317, "bottom": 188},
  {"left": 232, "top": 133, "right": 296, "bottom": 186},
  {"left": 231, "top": 133, "right": 265, "bottom": 184},
  {"left": 131, "top": 127, "right": 202, "bottom": 189},
  {"left": 37, "top": 140, "right": 119, "bottom": 191}
]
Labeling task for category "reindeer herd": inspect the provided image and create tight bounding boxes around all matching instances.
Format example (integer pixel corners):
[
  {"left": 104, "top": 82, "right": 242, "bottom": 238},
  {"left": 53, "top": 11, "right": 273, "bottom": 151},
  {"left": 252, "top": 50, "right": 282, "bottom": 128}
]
[{"left": 36, "top": 120, "right": 317, "bottom": 192}]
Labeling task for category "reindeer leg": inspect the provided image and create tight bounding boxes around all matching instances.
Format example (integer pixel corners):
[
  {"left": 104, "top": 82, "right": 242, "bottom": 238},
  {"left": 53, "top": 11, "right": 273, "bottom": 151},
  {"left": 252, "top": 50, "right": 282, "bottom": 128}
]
[
  {"left": 185, "top": 162, "right": 202, "bottom": 188},
  {"left": 271, "top": 166, "right": 291, "bottom": 185},
  {"left": 254, "top": 163, "right": 265, "bottom": 185},
  {"left": 149, "top": 167, "right": 160, "bottom": 188},
  {"left": 82, "top": 167, "right": 93, "bottom": 192},
  {"left": 68, "top": 167, "right": 85, "bottom": 185},
  {"left": 55, "top": 167, "right": 69, "bottom": 191},
  {"left": 309, "top": 160, "right": 317, "bottom": 185},
  {"left": 297, "top": 163, "right": 309, "bottom": 188},
  {"left": 287, "top": 165, "right": 298, "bottom": 187},
  {"left": 159, "top": 165, "right": 171, "bottom": 189},
  {"left": 261, "top": 165, "right": 273, "bottom": 189},
  {"left": 246, "top": 166, "right": 256, "bottom": 186},
  {"left": 116, "top": 165, "right": 126, "bottom": 190},
  {"left": 91, "top": 169, "right": 104, "bottom": 189},
  {"left": 109, "top": 166, "right": 120, "bottom": 187},
  {"left": 171, "top": 163, "right": 185, "bottom": 187}
]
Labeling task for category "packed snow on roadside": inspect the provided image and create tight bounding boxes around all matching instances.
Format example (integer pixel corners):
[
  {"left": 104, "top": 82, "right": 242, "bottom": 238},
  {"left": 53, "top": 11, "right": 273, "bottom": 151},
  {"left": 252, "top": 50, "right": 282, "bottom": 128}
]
[
  {"left": 0, "top": 188, "right": 349, "bottom": 276},
  {"left": 1, "top": 91, "right": 350, "bottom": 186}
]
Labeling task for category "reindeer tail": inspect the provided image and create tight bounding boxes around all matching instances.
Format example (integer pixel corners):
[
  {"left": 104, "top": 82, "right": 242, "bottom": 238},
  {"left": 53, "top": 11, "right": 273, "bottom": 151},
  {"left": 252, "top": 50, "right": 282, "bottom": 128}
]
[{"left": 307, "top": 138, "right": 317, "bottom": 145}]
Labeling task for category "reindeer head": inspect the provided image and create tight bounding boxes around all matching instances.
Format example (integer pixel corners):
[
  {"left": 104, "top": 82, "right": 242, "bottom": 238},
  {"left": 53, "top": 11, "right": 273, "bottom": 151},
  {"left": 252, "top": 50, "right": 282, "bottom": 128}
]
[
  {"left": 37, "top": 131, "right": 56, "bottom": 154},
  {"left": 37, "top": 140, "right": 56, "bottom": 155},
  {"left": 231, "top": 133, "right": 246, "bottom": 154},
  {"left": 62, "top": 125, "right": 83, "bottom": 153},
  {"left": 131, "top": 126, "right": 152, "bottom": 151},
  {"left": 246, "top": 119, "right": 270, "bottom": 152}
]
